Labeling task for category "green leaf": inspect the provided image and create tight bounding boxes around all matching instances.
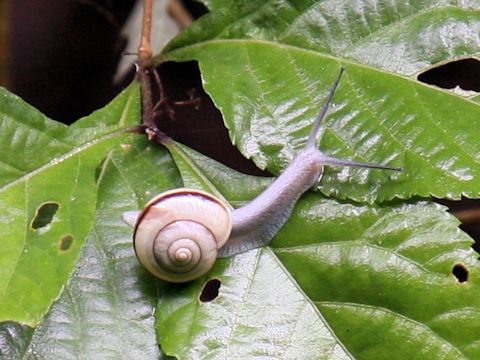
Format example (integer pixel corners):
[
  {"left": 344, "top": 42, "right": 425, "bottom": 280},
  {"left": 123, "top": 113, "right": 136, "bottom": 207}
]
[
  {"left": 0, "top": 84, "right": 140, "bottom": 326},
  {"left": 19, "top": 139, "right": 179, "bottom": 359},
  {"left": 169, "top": 1, "right": 480, "bottom": 77},
  {"left": 0, "top": 85, "right": 138, "bottom": 186},
  {"left": 156, "top": 147, "right": 480, "bottom": 359},
  {"left": 157, "top": 248, "right": 354, "bottom": 359},
  {"left": 173, "top": 144, "right": 274, "bottom": 208},
  {"left": 164, "top": 141, "right": 234, "bottom": 202},
  {"left": 161, "top": 1, "right": 480, "bottom": 203}
]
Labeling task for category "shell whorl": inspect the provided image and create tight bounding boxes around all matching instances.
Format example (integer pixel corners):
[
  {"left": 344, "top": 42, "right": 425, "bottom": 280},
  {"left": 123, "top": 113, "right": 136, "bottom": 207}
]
[{"left": 133, "top": 189, "right": 232, "bottom": 282}]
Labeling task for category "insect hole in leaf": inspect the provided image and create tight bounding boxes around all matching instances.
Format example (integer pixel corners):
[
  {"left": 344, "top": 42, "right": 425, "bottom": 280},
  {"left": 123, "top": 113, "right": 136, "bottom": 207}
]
[
  {"left": 452, "top": 263, "right": 469, "bottom": 283},
  {"left": 199, "top": 279, "right": 221, "bottom": 302},
  {"left": 417, "top": 58, "right": 480, "bottom": 91},
  {"left": 30, "top": 202, "right": 60, "bottom": 230}
]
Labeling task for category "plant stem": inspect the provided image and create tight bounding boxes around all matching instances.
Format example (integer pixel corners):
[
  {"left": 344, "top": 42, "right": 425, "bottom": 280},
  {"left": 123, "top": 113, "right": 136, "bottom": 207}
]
[
  {"left": 451, "top": 208, "right": 480, "bottom": 223},
  {"left": 168, "top": 0, "right": 193, "bottom": 28},
  {"left": 139, "top": 0, "right": 153, "bottom": 62},
  {"left": 136, "top": 0, "right": 171, "bottom": 144}
]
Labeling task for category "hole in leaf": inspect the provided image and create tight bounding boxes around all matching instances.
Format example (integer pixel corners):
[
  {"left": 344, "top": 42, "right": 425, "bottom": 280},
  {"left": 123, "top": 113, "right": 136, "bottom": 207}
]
[
  {"left": 417, "top": 58, "right": 480, "bottom": 91},
  {"left": 31, "top": 202, "right": 59, "bottom": 230},
  {"left": 452, "top": 264, "right": 468, "bottom": 283},
  {"left": 59, "top": 235, "right": 74, "bottom": 251},
  {"left": 199, "top": 279, "right": 221, "bottom": 302}
]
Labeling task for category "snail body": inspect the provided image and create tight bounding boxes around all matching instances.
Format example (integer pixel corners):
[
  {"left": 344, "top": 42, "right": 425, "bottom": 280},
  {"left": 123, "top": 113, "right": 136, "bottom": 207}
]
[{"left": 124, "top": 68, "right": 401, "bottom": 282}]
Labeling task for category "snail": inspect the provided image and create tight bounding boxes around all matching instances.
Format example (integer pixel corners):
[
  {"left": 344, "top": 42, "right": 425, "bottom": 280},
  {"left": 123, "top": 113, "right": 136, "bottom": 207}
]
[{"left": 123, "top": 68, "right": 401, "bottom": 282}]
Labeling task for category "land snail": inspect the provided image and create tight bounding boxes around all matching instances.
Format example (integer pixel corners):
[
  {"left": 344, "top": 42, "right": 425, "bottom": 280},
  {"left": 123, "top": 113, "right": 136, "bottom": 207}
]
[{"left": 123, "top": 68, "right": 402, "bottom": 283}]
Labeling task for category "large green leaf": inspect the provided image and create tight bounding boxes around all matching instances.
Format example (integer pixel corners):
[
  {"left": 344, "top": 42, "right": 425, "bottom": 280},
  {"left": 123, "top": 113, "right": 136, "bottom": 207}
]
[
  {"left": 0, "top": 84, "right": 140, "bottom": 326},
  {"left": 18, "top": 139, "right": 180, "bottom": 359},
  {"left": 160, "top": 0, "right": 480, "bottom": 203},
  {"left": 171, "top": 0, "right": 480, "bottom": 77},
  {"left": 156, "top": 146, "right": 480, "bottom": 359},
  {"left": 157, "top": 248, "right": 354, "bottom": 359}
]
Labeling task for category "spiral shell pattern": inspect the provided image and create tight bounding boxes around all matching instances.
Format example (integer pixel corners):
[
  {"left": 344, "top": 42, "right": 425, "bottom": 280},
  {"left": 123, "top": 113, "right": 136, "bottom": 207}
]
[{"left": 133, "top": 189, "right": 232, "bottom": 282}]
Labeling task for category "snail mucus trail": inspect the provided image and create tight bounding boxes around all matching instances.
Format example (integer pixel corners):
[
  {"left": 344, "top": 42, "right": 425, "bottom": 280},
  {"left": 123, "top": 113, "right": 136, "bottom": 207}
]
[{"left": 123, "top": 67, "right": 402, "bottom": 283}]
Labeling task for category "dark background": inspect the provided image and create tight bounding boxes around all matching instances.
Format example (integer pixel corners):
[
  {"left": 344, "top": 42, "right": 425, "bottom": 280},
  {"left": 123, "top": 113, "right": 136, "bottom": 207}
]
[
  {"left": 4, "top": 0, "right": 262, "bottom": 175},
  {"left": 2, "top": 0, "right": 480, "bottom": 254}
]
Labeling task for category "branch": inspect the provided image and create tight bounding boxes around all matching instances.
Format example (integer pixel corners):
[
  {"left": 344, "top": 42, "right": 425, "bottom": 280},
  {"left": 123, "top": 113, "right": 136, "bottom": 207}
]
[
  {"left": 135, "top": 0, "right": 171, "bottom": 144},
  {"left": 168, "top": 0, "right": 194, "bottom": 28},
  {"left": 139, "top": 0, "right": 153, "bottom": 62},
  {"left": 451, "top": 208, "right": 480, "bottom": 224}
]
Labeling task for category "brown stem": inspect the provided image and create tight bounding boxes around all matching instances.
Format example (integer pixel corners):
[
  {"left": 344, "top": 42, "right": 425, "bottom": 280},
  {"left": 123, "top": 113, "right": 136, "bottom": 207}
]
[
  {"left": 139, "top": 0, "right": 153, "bottom": 62},
  {"left": 451, "top": 208, "right": 480, "bottom": 224},
  {"left": 167, "top": 0, "right": 194, "bottom": 28},
  {"left": 136, "top": 0, "right": 169, "bottom": 141},
  {"left": 152, "top": 68, "right": 168, "bottom": 106},
  {"left": 136, "top": 0, "right": 195, "bottom": 144}
]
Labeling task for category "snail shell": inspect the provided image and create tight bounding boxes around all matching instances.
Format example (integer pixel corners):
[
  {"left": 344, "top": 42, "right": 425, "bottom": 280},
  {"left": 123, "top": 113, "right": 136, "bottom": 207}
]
[{"left": 133, "top": 188, "right": 232, "bottom": 282}]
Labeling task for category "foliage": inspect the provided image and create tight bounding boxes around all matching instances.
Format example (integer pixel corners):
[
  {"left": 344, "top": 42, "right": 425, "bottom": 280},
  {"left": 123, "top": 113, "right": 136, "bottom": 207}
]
[{"left": 2, "top": 1, "right": 480, "bottom": 359}]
